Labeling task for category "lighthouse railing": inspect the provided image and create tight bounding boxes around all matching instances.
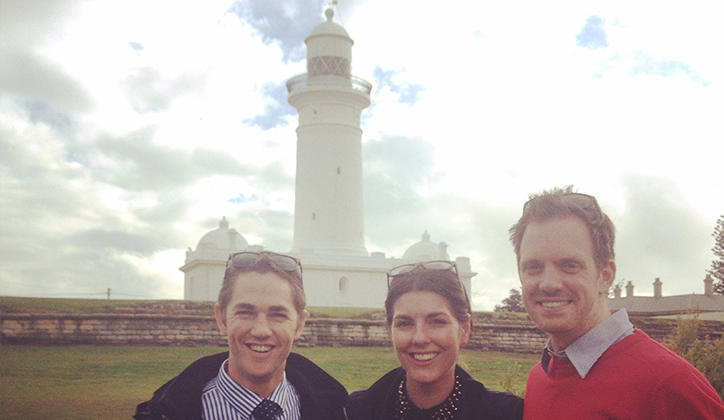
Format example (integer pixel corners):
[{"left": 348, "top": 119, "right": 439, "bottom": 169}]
[{"left": 286, "top": 74, "right": 372, "bottom": 95}]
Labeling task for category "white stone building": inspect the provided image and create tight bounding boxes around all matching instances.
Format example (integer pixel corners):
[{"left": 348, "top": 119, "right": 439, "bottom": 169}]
[{"left": 180, "top": 9, "right": 475, "bottom": 307}]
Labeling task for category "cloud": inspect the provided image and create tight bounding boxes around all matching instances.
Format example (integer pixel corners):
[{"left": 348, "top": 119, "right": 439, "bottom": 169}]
[
  {"left": 363, "top": 134, "right": 440, "bottom": 248},
  {"left": 629, "top": 51, "right": 710, "bottom": 86},
  {"left": 225, "top": 0, "right": 327, "bottom": 63},
  {"left": 615, "top": 174, "right": 712, "bottom": 294},
  {"left": 243, "top": 82, "right": 296, "bottom": 130},
  {"left": 71, "top": 127, "right": 261, "bottom": 192},
  {"left": 0, "top": 48, "right": 94, "bottom": 114},
  {"left": 576, "top": 16, "right": 608, "bottom": 50},
  {"left": 0, "top": 1, "right": 93, "bottom": 114},
  {"left": 372, "top": 66, "right": 424, "bottom": 107},
  {"left": 123, "top": 67, "right": 207, "bottom": 114}
]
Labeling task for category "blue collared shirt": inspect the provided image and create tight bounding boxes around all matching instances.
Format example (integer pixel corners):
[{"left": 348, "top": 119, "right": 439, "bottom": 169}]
[
  {"left": 542, "top": 309, "right": 634, "bottom": 378},
  {"left": 201, "top": 359, "right": 301, "bottom": 420}
]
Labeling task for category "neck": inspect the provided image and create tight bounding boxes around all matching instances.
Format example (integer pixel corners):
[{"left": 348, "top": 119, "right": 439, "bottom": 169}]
[
  {"left": 550, "top": 303, "right": 611, "bottom": 353},
  {"left": 227, "top": 362, "right": 282, "bottom": 399},
  {"left": 405, "top": 368, "right": 456, "bottom": 409}
]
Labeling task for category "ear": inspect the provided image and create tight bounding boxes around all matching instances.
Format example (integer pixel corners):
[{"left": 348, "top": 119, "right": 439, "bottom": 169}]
[
  {"left": 214, "top": 303, "right": 228, "bottom": 336},
  {"left": 460, "top": 314, "right": 472, "bottom": 347},
  {"left": 599, "top": 260, "right": 616, "bottom": 294},
  {"left": 294, "top": 309, "right": 308, "bottom": 340}
]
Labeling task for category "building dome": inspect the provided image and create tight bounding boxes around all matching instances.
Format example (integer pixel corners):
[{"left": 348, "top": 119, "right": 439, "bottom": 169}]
[
  {"left": 402, "top": 231, "right": 450, "bottom": 261},
  {"left": 196, "top": 217, "right": 249, "bottom": 251}
]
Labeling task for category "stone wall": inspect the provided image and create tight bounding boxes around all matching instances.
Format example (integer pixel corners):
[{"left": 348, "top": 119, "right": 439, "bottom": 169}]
[{"left": 2, "top": 311, "right": 721, "bottom": 353}]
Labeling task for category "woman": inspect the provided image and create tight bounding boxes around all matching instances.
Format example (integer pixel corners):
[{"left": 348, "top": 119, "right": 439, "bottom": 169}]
[{"left": 345, "top": 261, "right": 523, "bottom": 420}]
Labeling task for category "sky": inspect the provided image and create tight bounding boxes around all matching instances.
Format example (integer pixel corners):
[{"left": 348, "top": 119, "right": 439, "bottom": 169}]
[{"left": 1, "top": 0, "right": 722, "bottom": 310}]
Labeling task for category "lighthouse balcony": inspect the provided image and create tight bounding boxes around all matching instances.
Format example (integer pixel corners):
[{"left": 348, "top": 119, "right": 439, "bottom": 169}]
[{"left": 286, "top": 73, "right": 372, "bottom": 95}]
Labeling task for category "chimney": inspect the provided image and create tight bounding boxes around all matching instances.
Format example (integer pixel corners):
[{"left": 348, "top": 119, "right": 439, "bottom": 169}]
[
  {"left": 653, "top": 278, "right": 662, "bottom": 298},
  {"left": 626, "top": 281, "right": 634, "bottom": 297},
  {"left": 613, "top": 284, "right": 622, "bottom": 298},
  {"left": 704, "top": 274, "right": 714, "bottom": 296}
]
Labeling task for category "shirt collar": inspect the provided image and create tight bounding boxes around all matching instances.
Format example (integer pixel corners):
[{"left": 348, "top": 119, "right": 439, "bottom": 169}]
[
  {"left": 216, "top": 359, "right": 295, "bottom": 418},
  {"left": 542, "top": 309, "right": 634, "bottom": 378}
]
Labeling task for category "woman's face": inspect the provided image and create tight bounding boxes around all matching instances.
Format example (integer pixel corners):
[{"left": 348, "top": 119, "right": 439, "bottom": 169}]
[{"left": 391, "top": 291, "right": 470, "bottom": 390}]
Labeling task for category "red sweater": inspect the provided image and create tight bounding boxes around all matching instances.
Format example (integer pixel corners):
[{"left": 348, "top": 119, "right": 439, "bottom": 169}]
[{"left": 523, "top": 330, "right": 724, "bottom": 420}]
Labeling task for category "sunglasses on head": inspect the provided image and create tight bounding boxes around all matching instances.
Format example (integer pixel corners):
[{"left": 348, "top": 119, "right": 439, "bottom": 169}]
[
  {"left": 226, "top": 251, "right": 303, "bottom": 275},
  {"left": 387, "top": 260, "right": 469, "bottom": 301}
]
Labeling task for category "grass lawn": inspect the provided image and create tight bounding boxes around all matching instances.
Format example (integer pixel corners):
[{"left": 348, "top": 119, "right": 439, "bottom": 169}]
[{"left": 0, "top": 346, "right": 538, "bottom": 420}]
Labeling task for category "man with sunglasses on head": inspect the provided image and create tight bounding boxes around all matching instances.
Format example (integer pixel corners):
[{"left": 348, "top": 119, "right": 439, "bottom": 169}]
[
  {"left": 509, "top": 186, "right": 724, "bottom": 419},
  {"left": 134, "top": 251, "right": 348, "bottom": 420}
]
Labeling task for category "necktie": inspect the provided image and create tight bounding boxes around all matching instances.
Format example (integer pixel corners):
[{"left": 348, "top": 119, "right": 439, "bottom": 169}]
[{"left": 252, "top": 399, "right": 282, "bottom": 420}]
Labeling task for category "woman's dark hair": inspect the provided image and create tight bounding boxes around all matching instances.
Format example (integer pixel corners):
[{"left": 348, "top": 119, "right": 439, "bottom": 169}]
[{"left": 385, "top": 266, "right": 471, "bottom": 328}]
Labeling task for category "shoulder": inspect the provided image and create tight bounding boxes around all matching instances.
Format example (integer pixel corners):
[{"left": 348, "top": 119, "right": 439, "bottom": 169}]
[
  {"left": 135, "top": 351, "right": 228, "bottom": 420},
  {"left": 609, "top": 330, "right": 701, "bottom": 378},
  {"left": 345, "top": 367, "right": 405, "bottom": 420},
  {"left": 457, "top": 366, "right": 524, "bottom": 420},
  {"left": 285, "top": 353, "right": 348, "bottom": 419}
]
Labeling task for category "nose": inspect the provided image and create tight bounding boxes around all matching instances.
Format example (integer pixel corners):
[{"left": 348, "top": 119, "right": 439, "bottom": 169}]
[
  {"left": 250, "top": 314, "right": 272, "bottom": 337},
  {"left": 538, "top": 268, "right": 563, "bottom": 295},
  {"left": 411, "top": 322, "right": 431, "bottom": 345}
]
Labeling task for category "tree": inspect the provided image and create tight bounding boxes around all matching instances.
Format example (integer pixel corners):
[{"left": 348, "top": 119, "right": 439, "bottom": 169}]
[
  {"left": 707, "top": 215, "right": 724, "bottom": 295},
  {"left": 495, "top": 288, "right": 526, "bottom": 313}
]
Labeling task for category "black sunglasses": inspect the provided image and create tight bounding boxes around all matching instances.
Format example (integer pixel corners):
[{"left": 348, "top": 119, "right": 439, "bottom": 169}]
[
  {"left": 387, "top": 261, "right": 468, "bottom": 301},
  {"left": 227, "top": 251, "right": 303, "bottom": 275}
]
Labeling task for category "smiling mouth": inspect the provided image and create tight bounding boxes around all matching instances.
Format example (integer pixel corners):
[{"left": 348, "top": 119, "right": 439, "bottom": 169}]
[
  {"left": 248, "top": 344, "right": 274, "bottom": 353},
  {"left": 540, "top": 301, "right": 571, "bottom": 308},
  {"left": 411, "top": 352, "right": 438, "bottom": 361}
]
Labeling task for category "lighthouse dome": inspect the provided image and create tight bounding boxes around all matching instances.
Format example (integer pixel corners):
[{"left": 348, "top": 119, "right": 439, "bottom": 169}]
[
  {"left": 196, "top": 217, "right": 249, "bottom": 251},
  {"left": 403, "top": 231, "right": 450, "bottom": 261},
  {"left": 308, "top": 8, "right": 351, "bottom": 39}
]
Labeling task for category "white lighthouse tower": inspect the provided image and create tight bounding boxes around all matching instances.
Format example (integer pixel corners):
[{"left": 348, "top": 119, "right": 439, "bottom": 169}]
[
  {"left": 287, "top": 8, "right": 371, "bottom": 256},
  {"left": 181, "top": 9, "right": 477, "bottom": 307}
]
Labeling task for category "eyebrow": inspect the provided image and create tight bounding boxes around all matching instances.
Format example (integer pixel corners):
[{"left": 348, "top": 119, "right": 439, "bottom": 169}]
[
  {"left": 393, "top": 312, "right": 450, "bottom": 321},
  {"left": 232, "top": 303, "right": 256, "bottom": 312}
]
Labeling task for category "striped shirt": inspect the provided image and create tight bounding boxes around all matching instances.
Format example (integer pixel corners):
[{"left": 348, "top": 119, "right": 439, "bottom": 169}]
[{"left": 201, "top": 359, "right": 301, "bottom": 420}]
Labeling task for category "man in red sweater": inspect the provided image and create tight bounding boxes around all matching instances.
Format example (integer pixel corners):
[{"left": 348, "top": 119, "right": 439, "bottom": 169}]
[{"left": 509, "top": 186, "right": 724, "bottom": 419}]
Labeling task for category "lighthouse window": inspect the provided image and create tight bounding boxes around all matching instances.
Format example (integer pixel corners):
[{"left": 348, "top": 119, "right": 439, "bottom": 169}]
[
  {"left": 308, "top": 56, "right": 350, "bottom": 78},
  {"left": 337, "top": 167, "right": 341, "bottom": 174},
  {"left": 312, "top": 212, "right": 316, "bottom": 221}
]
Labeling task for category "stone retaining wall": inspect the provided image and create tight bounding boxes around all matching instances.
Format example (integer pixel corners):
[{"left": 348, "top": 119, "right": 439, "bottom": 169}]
[{"left": 1, "top": 312, "right": 721, "bottom": 353}]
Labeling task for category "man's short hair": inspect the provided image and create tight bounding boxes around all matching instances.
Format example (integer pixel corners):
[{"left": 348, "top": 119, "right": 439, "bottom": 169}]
[
  {"left": 217, "top": 252, "right": 306, "bottom": 319},
  {"left": 509, "top": 185, "right": 616, "bottom": 271}
]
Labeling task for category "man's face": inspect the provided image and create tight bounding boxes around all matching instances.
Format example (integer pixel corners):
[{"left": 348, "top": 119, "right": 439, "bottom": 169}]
[
  {"left": 214, "top": 271, "right": 306, "bottom": 397},
  {"left": 518, "top": 217, "right": 614, "bottom": 352}
]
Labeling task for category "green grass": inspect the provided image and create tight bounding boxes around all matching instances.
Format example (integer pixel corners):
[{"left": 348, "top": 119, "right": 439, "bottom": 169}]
[
  {"left": 0, "top": 296, "right": 151, "bottom": 314},
  {"left": 0, "top": 296, "right": 386, "bottom": 319},
  {"left": 0, "top": 346, "right": 537, "bottom": 420}
]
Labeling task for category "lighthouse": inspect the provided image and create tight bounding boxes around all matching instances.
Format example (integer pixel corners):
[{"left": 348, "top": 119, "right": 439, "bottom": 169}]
[
  {"left": 181, "top": 9, "right": 476, "bottom": 307},
  {"left": 286, "top": 8, "right": 371, "bottom": 256}
]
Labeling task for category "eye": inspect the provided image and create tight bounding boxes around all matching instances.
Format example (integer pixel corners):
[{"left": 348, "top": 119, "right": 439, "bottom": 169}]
[
  {"left": 428, "top": 315, "right": 451, "bottom": 326},
  {"left": 522, "top": 261, "right": 543, "bottom": 275},
  {"left": 561, "top": 261, "right": 581, "bottom": 273},
  {"left": 393, "top": 318, "right": 413, "bottom": 328}
]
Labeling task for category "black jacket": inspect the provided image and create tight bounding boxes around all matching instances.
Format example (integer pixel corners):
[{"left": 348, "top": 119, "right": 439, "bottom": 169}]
[
  {"left": 134, "top": 352, "right": 348, "bottom": 420},
  {"left": 344, "top": 366, "right": 523, "bottom": 420}
]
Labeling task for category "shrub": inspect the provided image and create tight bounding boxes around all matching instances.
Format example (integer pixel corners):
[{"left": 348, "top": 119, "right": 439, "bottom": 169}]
[{"left": 664, "top": 310, "right": 724, "bottom": 400}]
